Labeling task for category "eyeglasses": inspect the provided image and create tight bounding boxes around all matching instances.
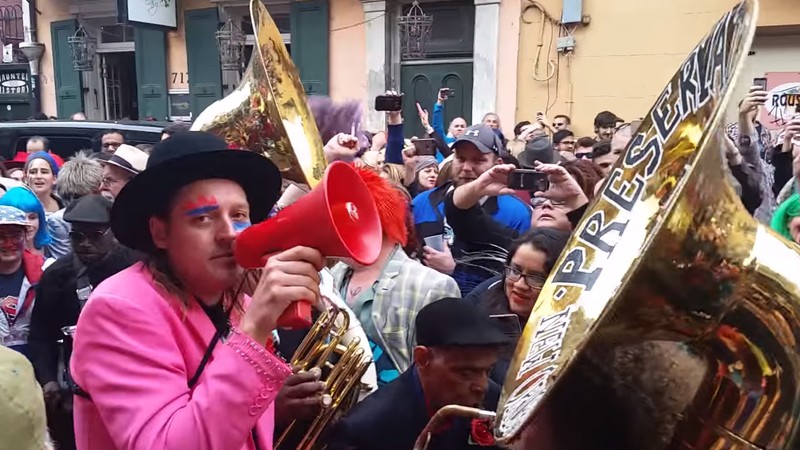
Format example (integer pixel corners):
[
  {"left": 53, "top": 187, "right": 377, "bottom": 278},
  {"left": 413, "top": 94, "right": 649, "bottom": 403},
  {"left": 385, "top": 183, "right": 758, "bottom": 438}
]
[
  {"left": 101, "top": 176, "right": 125, "bottom": 186},
  {"left": 505, "top": 266, "right": 547, "bottom": 288},
  {"left": 69, "top": 228, "right": 110, "bottom": 242},
  {"left": 531, "top": 197, "right": 567, "bottom": 209},
  {"left": 101, "top": 142, "right": 122, "bottom": 150}
]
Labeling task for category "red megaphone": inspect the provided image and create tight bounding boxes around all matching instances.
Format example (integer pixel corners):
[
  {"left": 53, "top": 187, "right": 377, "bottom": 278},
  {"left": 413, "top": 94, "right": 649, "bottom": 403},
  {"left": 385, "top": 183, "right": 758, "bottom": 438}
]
[{"left": 234, "top": 161, "right": 382, "bottom": 329}]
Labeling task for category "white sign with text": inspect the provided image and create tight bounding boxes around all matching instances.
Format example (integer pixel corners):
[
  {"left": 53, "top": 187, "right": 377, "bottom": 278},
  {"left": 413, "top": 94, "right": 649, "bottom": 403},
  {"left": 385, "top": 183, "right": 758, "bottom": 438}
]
[{"left": 128, "top": 0, "right": 177, "bottom": 28}]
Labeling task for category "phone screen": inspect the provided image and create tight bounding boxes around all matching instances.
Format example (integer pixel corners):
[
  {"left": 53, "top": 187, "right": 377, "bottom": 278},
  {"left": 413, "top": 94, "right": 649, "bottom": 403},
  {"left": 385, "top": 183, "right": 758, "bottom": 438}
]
[
  {"left": 375, "top": 95, "right": 403, "bottom": 112},
  {"left": 753, "top": 77, "right": 768, "bottom": 91},
  {"left": 490, "top": 314, "right": 522, "bottom": 340},
  {"left": 413, "top": 138, "right": 437, "bottom": 156},
  {"left": 508, "top": 170, "right": 549, "bottom": 192}
]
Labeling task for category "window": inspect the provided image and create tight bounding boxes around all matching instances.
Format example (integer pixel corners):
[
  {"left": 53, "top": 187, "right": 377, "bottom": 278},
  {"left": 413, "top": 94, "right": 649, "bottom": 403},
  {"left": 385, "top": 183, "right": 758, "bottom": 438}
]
[
  {"left": 100, "top": 24, "right": 135, "bottom": 44},
  {"left": 15, "top": 136, "right": 94, "bottom": 158},
  {"left": 400, "top": 1, "right": 474, "bottom": 60}
]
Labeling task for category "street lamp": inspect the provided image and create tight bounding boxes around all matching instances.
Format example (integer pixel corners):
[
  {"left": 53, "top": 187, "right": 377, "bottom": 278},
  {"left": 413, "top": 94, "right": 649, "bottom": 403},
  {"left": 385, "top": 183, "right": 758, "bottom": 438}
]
[
  {"left": 398, "top": 0, "right": 433, "bottom": 60},
  {"left": 67, "top": 25, "right": 96, "bottom": 72},
  {"left": 216, "top": 18, "right": 246, "bottom": 71},
  {"left": 19, "top": 41, "right": 44, "bottom": 115}
]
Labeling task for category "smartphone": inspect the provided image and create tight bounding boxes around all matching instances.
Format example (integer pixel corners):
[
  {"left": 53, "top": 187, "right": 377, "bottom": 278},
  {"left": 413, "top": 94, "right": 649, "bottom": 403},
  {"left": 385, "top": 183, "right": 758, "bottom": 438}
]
[
  {"left": 508, "top": 169, "right": 549, "bottom": 192},
  {"left": 753, "top": 77, "right": 768, "bottom": 91},
  {"left": 413, "top": 138, "right": 437, "bottom": 156},
  {"left": 490, "top": 314, "right": 522, "bottom": 340},
  {"left": 423, "top": 235, "right": 444, "bottom": 252},
  {"left": 439, "top": 87, "right": 455, "bottom": 98},
  {"left": 375, "top": 94, "right": 403, "bottom": 112}
]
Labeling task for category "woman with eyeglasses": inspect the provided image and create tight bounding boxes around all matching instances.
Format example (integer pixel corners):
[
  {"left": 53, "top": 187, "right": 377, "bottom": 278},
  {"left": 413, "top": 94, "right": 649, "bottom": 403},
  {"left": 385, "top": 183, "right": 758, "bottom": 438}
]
[{"left": 465, "top": 228, "right": 569, "bottom": 383}]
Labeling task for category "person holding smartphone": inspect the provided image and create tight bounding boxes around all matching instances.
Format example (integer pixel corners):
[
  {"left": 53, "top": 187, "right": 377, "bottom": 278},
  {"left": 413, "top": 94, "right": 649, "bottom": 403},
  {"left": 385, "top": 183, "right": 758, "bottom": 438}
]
[
  {"left": 431, "top": 88, "right": 468, "bottom": 146},
  {"left": 411, "top": 125, "right": 533, "bottom": 295},
  {"left": 464, "top": 228, "right": 569, "bottom": 383}
]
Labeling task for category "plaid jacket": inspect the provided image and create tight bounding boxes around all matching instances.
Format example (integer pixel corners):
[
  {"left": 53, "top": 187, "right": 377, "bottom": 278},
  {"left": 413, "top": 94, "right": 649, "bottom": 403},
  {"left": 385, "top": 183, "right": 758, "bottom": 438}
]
[{"left": 331, "top": 246, "right": 461, "bottom": 373}]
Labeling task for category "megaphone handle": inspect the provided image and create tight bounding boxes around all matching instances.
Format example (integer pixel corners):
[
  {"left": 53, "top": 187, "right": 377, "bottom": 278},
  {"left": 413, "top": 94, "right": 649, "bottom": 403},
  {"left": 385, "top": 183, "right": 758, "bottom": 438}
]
[{"left": 276, "top": 301, "right": 313, "bottom": 330}]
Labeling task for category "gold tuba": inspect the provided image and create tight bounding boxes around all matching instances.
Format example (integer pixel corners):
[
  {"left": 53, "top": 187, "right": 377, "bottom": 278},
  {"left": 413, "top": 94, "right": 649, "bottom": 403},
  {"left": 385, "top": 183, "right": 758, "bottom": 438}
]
[
  {"left": 193, "top": 1, "right": 374, "bottom": 448},
  {"left": 190, "top": 0, "right": 327, "bottom": 188},
  {"left": 424, "top": 0, "right": 800, "bottom": 448}
]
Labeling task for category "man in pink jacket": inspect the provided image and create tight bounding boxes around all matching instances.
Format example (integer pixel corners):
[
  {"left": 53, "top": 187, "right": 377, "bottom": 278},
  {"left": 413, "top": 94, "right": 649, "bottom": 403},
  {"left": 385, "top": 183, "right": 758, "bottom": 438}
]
[{"left": 70, "top": 132, "right": 325, "bottom": 450}]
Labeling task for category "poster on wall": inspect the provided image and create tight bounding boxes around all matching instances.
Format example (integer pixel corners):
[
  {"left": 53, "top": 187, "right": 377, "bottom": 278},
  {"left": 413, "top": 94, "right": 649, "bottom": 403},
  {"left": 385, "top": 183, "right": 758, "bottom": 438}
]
[
  {"left": 120, "top": 0, "right": 177, "bottom": 28},
  {"left": 760, "top": 72, "right": 800, "bottom": 130}
]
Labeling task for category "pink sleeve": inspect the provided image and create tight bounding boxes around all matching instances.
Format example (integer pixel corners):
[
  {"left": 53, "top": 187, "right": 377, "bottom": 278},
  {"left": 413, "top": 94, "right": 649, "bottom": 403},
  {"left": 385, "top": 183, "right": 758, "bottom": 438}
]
[{"left": 73, "top": 293, "right": 291, "bottom": 450}]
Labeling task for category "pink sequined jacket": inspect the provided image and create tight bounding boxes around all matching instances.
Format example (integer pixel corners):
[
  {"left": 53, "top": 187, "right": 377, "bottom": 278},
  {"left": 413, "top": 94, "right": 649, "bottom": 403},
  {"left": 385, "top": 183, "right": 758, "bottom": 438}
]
[{"left": 70, "top": 263, "right": 291, "bottom": 450}]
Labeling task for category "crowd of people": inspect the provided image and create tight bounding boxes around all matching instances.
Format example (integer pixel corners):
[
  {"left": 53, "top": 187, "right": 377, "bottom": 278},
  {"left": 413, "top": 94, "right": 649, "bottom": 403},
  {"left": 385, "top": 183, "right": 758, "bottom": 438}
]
[{"left": 0, "top": 74, "right": 799, "bottom": 450}]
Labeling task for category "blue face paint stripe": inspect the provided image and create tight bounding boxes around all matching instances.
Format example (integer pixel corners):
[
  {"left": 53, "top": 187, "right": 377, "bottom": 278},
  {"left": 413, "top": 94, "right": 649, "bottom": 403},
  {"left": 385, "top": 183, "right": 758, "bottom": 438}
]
[
  {"left": 184, "top": 205, "right": 220, "bottom": 217},
  {"left": 233, "top": 221, "right": 251, "bottom": 233}
]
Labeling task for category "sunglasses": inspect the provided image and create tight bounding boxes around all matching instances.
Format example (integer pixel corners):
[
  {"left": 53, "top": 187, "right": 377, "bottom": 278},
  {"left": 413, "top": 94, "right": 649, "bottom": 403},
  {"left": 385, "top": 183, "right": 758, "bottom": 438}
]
[
  {"left": 69, "top": 228, "right": 110, "bottom": 242},
  {"left": 576, "top": 152, "right": 592, "bottom": 159},
  {"left": 505, "top": 266, "right": 547, "bottom": 288}
]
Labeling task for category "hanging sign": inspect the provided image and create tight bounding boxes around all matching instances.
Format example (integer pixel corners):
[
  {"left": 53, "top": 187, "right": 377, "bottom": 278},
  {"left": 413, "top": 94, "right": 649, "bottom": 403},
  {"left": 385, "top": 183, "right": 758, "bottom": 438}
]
[
  {"left": 0, "top": 68, "right": 30, "bottom": 96},
  {"left": 119, "top": 0, "right": 177, "bottom": 28}
]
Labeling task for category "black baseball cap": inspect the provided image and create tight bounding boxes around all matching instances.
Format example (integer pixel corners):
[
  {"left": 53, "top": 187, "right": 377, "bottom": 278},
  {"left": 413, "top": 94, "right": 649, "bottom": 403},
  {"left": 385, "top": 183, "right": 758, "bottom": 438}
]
[
  {"left": 452, "top": 124, "right": 503, "bottom": 155},
  {"left": 416, "top": 298, "right": 511, "bottom": 348},
  {"left": 64, "top": 195, "right": 113, "bottom": 225}
]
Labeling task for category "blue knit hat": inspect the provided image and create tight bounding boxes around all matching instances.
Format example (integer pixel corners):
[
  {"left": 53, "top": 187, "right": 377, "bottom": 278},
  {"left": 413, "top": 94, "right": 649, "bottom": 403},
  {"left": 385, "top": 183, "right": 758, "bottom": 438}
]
[{"left": 25, "top": 151, "right": 59, "bottom": 177}]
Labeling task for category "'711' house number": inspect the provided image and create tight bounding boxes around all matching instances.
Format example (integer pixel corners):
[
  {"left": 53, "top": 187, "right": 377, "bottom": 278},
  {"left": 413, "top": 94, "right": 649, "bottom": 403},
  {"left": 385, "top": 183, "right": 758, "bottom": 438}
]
[{"left": 171, "top": 72, "right": 189, "bottom": 84}]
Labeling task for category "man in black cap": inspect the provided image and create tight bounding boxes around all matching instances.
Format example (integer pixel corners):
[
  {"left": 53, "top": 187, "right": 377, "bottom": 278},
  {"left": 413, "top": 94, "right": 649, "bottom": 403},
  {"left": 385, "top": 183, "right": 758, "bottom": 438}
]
[
  {"left": 328, "top": 298, "right": 509, "bottom": 450},
  {"left": 28, "top": 194, "right": 140, "bottom": 450},
  {"left": 412, "top": 124, "right": 532, "bottom": 295}
]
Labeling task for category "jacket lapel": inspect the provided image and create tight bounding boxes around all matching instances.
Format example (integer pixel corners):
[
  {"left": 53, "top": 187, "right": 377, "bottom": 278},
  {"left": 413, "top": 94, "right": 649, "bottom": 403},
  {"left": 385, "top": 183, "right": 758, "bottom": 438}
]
[
  {"left": 372, "top": 247, "right": 406, "bottom": 328},
  {"left": 174, "top": 297, "right": 218, "bottom": 352}
]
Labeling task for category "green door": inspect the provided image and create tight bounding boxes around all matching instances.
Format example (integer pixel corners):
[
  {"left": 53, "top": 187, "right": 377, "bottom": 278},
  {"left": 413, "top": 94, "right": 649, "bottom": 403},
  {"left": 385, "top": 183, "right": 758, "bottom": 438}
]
[
  {"left": 290, "top": 0, "right": 329, "bottom": 96},
  {"left": 51, "top": 20, "right": 84, "bottom": 118},
  {"left": 185, "top": 8, "right": 223, "bottom": 118},
  {"left": 400, "top": 62, "right": 473, "bottom": 138},
  {"left": 134, "top": 26, "right": 168, "bottom": 120}
]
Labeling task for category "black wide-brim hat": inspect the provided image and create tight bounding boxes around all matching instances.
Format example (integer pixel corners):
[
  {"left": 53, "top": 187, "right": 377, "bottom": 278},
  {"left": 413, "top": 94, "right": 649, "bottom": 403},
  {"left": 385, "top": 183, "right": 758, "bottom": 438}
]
[{"left": 111, "top": 132, "right": 282, "bottom": 253}]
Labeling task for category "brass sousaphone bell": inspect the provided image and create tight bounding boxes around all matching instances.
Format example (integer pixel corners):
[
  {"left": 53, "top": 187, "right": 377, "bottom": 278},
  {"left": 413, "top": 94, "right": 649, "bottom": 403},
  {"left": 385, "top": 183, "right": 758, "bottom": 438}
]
[
  {"left": 192, "top": 2, "right": 373, "bottom": 449},
  {"left": 191, "top": 0, "right": 327, "bottom": 188},
  {"left": 420, "top": 1, "right": 800, "bottom": 449}
]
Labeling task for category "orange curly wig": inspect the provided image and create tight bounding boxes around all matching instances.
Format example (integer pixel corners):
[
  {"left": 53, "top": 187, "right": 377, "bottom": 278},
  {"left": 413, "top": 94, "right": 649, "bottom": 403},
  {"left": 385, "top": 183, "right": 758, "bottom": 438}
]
[{"left": 354, "top": 166, "right": 408, "bottom": 246}]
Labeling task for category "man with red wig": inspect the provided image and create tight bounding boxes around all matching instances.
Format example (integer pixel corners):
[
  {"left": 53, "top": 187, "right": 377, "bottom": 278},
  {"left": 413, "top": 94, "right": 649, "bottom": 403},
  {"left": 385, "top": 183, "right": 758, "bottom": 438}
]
[{"left": 331, "top": 167, "right": 460, "bottom": 384}]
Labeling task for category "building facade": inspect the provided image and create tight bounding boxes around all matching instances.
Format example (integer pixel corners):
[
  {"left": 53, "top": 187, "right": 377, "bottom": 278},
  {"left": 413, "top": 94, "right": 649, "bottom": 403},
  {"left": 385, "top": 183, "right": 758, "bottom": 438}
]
[
  {"left": 515, "top": 0, "right": 800, "bottom": 136},
  {"left": 27, "top": 0, "right": 520, "bottom": 133}
]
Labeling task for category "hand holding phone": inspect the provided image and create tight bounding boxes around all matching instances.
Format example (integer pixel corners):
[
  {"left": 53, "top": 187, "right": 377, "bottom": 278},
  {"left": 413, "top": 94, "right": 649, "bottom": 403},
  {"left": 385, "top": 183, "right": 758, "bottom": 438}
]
[
  {"left": 507, "top": 169, "right": 549, "bottom": 192},
  {"left": 412, "top": 138, "right": 437, "bottom": 157},
  {"left": 375, "top": 94, "right": 403, "bottom": 112},
  {"left": 753, "top": 77, "right": 768, "bottom": 91}
]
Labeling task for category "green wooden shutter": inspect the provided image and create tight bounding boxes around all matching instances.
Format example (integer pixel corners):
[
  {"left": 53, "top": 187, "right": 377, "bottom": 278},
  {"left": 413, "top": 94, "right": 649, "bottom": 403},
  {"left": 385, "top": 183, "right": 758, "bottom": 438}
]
[
  {"left": 290, "top": 0, "right": 329, "bottom": 96},
  {"left": 50, "top": 20, "right": 84, "bottom": 118},
  {"left": 185, "top": 8, "right": 222, "bottom": 118},
  {"left": 134, "top": 26, "right": 168, "bottom": 120}
]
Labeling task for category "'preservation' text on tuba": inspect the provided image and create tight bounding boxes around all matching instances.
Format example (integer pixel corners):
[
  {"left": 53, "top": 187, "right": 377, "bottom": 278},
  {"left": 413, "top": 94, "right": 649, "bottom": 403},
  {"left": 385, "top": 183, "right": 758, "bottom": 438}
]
[{"left": 424, "top": 1, "right": 800, "bottom": 449}]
